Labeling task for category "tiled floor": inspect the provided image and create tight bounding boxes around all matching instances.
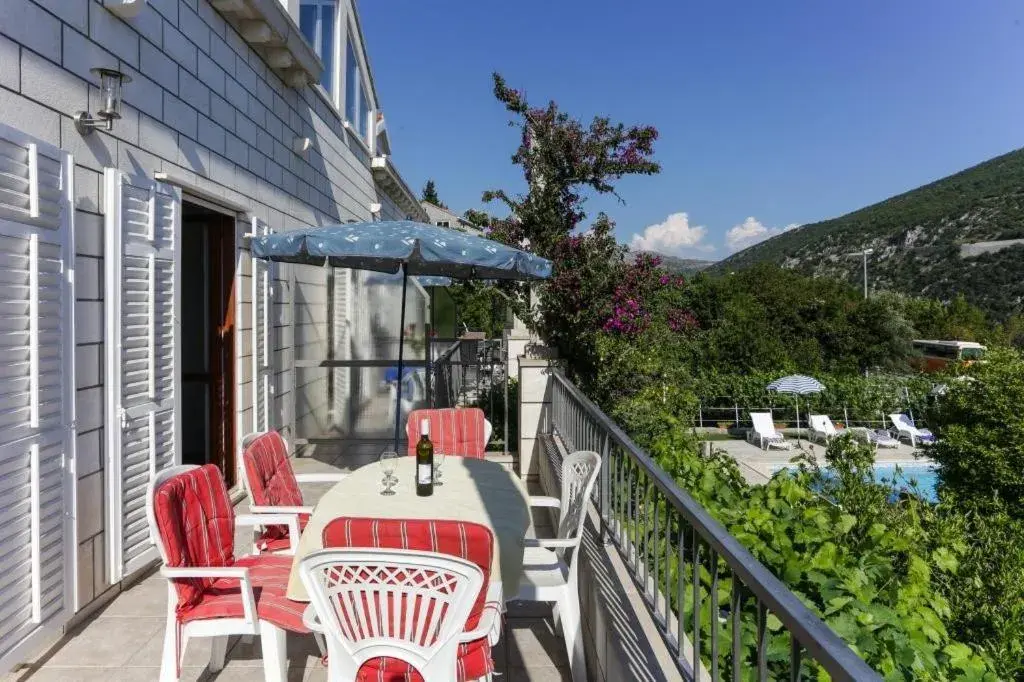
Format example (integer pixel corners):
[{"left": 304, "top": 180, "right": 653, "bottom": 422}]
[{"left": 6, "top": 447, "right": 570, "bottom": 681}]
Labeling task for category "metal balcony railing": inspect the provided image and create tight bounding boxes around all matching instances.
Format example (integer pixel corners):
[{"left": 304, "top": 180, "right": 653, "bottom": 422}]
[{"left": 549, "top": 371, "right": 881, "bottom": 682}]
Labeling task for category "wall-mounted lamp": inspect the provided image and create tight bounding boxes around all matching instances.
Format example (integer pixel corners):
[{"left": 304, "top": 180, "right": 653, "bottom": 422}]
[
  {"left": 292, "top": 136, "right": 312, "bottom": 157},
  {"left": 75, "top": 68, "right": 131, "bottom": 135}
]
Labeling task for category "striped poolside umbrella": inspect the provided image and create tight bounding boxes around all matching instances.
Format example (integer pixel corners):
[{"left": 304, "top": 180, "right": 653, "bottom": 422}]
[{"left": 767, "top": 375, "right": 826, "bottom": 441}]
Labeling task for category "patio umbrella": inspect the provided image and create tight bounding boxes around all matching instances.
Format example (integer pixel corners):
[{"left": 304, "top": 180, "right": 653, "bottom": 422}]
[
  {"left": 766, "top": 374, "right": 826, "bottom": 442},
  {"left": 252, "top": 220, "right": 552, "bottom": 448}
]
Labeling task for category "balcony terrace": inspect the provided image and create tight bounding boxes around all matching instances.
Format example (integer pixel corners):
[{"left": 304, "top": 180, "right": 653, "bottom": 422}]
[{"left": 5, "top": 337, "right": 881, "bottom": 682}]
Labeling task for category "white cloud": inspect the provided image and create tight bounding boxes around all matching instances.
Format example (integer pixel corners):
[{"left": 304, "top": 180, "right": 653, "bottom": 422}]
[
  {"left": 630, "top": 212, "right": 712, "bottom": 255},
  {"left": 725, "top": 217, "right": 800, "bottom": 252}
]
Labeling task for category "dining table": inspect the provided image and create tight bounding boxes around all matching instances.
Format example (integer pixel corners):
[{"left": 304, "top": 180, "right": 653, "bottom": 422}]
[{"left": 285, "top": 455, "right": 533, "bottom": 602}]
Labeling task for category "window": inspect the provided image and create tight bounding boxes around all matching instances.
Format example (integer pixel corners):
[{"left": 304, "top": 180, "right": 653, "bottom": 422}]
[
  {"left": 437, "top": 221, "right": 450, "bottom": 228},
  {"left": 345, "top": 37, "right": 358, "bottom": 123},
  {"left": 345, "top": 31, "right": 371, "bottom": 142},
  {"left": 300, "top": 0, "right": 337, "bottom": 95}
]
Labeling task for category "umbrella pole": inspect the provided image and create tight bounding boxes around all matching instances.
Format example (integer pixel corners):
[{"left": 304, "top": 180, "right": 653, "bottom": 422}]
[{"left": 393, "top": 265, "right": 409, "bottom": 450}]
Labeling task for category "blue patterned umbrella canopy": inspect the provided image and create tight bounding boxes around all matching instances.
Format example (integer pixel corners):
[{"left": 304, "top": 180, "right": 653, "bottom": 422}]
[
  {"left": 251, "top": 220, "right": 552, "bottom": 281},
  {"left": 767, "top": 375, "right": 826, "bottom": 395},
  {"left": 252, "top": 220, "right": 551, "bottom": 449}
]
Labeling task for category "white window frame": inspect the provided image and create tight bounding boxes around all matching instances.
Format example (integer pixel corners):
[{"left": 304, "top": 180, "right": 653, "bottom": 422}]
[
  {"left": 343, "top": 22, "right": 374, "bottom": 145},
  {"left": 299, "top": 0, "right": 341, "bottom": 102}
]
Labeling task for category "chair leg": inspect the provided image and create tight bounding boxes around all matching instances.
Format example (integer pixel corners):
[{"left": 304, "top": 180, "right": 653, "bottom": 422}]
[
  {"left": 160, "top": 591, "right": 180, "bottom": 682},
  {"left": 313, "top": 631, "right": 327, "bottom": 658},
  {"left": 209, "top": 635, "right": 229, "bottom": 672},
  {"left": 557, "top": 592, "right": 586, "bottom": 682},
  {"left": 259, "top": 621, "right": 289, "bottom": 682},
  {"left": 551, "top": 600, "right": 562, "bottom": 633}
]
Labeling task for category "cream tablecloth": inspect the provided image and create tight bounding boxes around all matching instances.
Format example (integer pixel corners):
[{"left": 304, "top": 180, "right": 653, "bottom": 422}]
[{"left": 286, "top": 456, "right": 532, "bottom": 601}]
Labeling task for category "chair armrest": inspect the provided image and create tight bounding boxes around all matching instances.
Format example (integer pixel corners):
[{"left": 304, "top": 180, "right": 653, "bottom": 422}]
[
  {"left": 247, "top": 505, "right": 314, "bottom": 516},
  {"left": 294, "top": 473, "right": 347, "bottom": 484},
  {"left": 527, "top": 496, "right": 561, "bottom": 508},
  {"left": 524, "top": 537, "right": 578, "bottom": 549},
  {"left": 160, "top": 566, "right": 257, "bottom": 624},
  {"left": 458, "top": 601, "right": 503, "bottom": 645},
  {"left": 302, "top": 603, "right": 323, "bottom": 633},
  {"left": 236, "top": 513, "right": 300, "bottom": 554}
]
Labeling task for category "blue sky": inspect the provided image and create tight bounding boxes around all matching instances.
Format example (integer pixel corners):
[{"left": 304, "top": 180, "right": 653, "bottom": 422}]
[{"left": 358, "top": 0, "right": 1024, "bottom": 260}]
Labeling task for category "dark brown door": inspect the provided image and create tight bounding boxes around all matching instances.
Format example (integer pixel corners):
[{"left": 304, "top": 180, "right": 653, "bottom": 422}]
[{"left": 182, "top": 205, "right": 237, "bottom": 486}]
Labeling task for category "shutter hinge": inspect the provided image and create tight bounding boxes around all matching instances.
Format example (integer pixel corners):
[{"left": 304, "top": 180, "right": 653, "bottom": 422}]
[{"left": 118, "top": 407, "right": 130, "bottom": 429}]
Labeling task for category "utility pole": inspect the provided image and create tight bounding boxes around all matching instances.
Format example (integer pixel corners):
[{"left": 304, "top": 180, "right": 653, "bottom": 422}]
[{"left": 846, "top": 248, "right": 874, "bottom": 299}]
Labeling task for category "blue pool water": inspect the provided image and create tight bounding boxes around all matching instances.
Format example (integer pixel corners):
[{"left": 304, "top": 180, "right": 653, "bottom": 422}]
[
  {"left": 872, "top": 464, "right": 938, "bottom": 502},
  {"left": 773, "top": 463, "right": 939, "bottom": 502}
]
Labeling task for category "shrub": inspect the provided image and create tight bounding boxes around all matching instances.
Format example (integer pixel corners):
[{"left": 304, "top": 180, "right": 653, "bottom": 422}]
[{"left": 926, "top": 346, "right": 1024, "bottom": 516}]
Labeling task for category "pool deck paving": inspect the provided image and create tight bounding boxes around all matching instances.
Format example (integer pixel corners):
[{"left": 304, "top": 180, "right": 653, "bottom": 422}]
[{"left": 707, "top": 432, "right": 928, "bottom": 484}]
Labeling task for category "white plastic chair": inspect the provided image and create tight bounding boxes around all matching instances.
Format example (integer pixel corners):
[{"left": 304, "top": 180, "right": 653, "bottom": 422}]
[
  {"left": 888, "top": 413, "right": 935, "bottom": 447},
  {"left": 299, "top": 548, "right": 489, "bottom": 682},
  {"left": 747, "top": 412, "right": 792, "bottom": 450},
  {"left": 512, "top": 450, "right": 601, "bottom": 682},
  {"left": 483, "top": 418, "right": 493, "bottom": 447},
  {"left": 146, "top": 464, "right": 304, "bottom": 682}
]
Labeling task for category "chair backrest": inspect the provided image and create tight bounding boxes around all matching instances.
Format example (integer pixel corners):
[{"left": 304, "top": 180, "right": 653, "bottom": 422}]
[
  {"left": 405, "top": 408, "right": 488, "bottom": 459},
  {"left": 299, "top": 548, "right": 484, "bottom": 682},
  {"left": 750, "top": 412, "right": 776, "bottom": 435},
  {"left": 241, "top": 431, "right": 304, "bottom": 539},
  {"left": 889, "top": 413, "right": 916, "bottom": 432},
  {"left": 146, "top": 464, "right": 236, "bottom": 610},
  {"left": 322, "top": 518, "right": 494, "bottom": 631},
  {"left": 555, "top": 451, "right": 602, "bottom": 562},
  {"left": 810, "top": 414, "right": 835, "bottom": 435}
]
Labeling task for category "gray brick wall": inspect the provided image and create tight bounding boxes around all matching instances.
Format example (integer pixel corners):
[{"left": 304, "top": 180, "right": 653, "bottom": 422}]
[{"left": 0, "top": 0, "right": 406, "bottom": 618}]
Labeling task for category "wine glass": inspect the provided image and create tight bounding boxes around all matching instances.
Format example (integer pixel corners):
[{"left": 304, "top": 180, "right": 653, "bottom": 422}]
[
  {"left": 379, "top": 450, "right": 398, "bottom": 496},
  {"left": 434, "top": 450, "right": 447, "bottom": 487}
]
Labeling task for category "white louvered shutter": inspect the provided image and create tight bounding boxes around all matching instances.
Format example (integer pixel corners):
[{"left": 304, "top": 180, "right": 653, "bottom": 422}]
[
  {"left": 0, "top": 125, "right": 75, "bottom": 673},
  {"left": 104, "top": 170, "right": 180, "bottom": 582},
  {"left": 251, "top": 217, "right": 272, "bottom": 433}
]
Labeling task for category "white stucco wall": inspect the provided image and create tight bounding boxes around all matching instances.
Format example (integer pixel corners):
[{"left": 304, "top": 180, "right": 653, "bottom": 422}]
[{"left": 0, "top": 0, "right": 423, "bottom": 621}]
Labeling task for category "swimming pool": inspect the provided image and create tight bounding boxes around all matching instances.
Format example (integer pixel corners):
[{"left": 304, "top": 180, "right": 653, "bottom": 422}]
[
  {"left": 771, "top": 462, "right": 939, "bottom": 502},
  {"left": 872, "top": 463, "right": 938, "bottom": 502}
]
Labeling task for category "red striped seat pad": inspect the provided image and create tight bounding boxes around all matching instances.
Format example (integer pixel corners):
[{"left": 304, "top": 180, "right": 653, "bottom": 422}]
[
  {"left": 243, "top": 430, "right": 309, "bottom": 544},
  {"left": 405, "top": 408, "right": 487, "bottom": 459},
  {"left": 152, "top": 464, "right": 308, "bottom": 633}
]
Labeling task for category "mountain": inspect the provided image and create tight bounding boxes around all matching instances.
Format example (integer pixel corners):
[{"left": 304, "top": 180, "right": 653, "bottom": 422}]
[
  {"left": 712, "top": 148, "right": 1024, "bottom": 320},
  {"left": 635, "top": 251, "right": 715, "bottom": 275}
]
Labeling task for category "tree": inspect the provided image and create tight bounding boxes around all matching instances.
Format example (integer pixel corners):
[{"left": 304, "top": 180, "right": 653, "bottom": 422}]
[
  {"left": 482, "top": 73, "right": 659, "bottom": 259},
  {"left": 481, "top": 73, "right": 660, "bottom": 368},
  {"left": 462, "top": 209, "right": 493, "bottom": 228},
  {"left": 926, "top": 346, "right": 1024, "bottom": 517},
  {"left": 421, "top": 179, "right": 446, "bottom": 208}
]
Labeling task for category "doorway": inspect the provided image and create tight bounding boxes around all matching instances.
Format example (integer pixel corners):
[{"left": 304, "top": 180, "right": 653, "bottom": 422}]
[{"left": 181, "top": 201, "right": 237, "bottom": 485}]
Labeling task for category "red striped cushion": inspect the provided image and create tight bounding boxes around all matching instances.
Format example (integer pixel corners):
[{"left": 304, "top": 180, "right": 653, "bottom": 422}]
[
  {"left": 255, "top": 513, "right": 311, "bottom": 553},
  {"left": 152, "top": 464, "right": 236, "bottom": 610},
  {"left": 357, "top": 637, "right": 492, "bottom": 682},
  {"left": 179, "top": 555, "right": 310, "bottom": 633},
  {"left": 243, "top": 431, "right": 305, "bottom": 539},
  {"left": 405, "top": 408, "right": 487, "bottom": 459},
  {"left": 323, "top": 517, "right": 496, "bottom": 681}
]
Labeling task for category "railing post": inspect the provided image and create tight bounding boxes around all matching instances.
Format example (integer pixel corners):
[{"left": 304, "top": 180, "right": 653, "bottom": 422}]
[
  {"left": 599, "top": 431, "right": 612, "bottom": 545},
  {"left": 844, "top": 406, "right": 849, "bottom": 427},
  {"left": 734, "top": 403, "right": 740, "bottom": 428}
]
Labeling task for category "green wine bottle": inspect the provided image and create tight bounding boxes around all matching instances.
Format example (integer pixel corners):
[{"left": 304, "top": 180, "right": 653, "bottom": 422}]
[{"left": 416, "top": 419, "right": 434, "bottom": 497}]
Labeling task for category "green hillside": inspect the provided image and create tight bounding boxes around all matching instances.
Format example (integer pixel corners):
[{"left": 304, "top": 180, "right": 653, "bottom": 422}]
[{"left": 712, "top": 147, "right": 1024, "bottom": 319}]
